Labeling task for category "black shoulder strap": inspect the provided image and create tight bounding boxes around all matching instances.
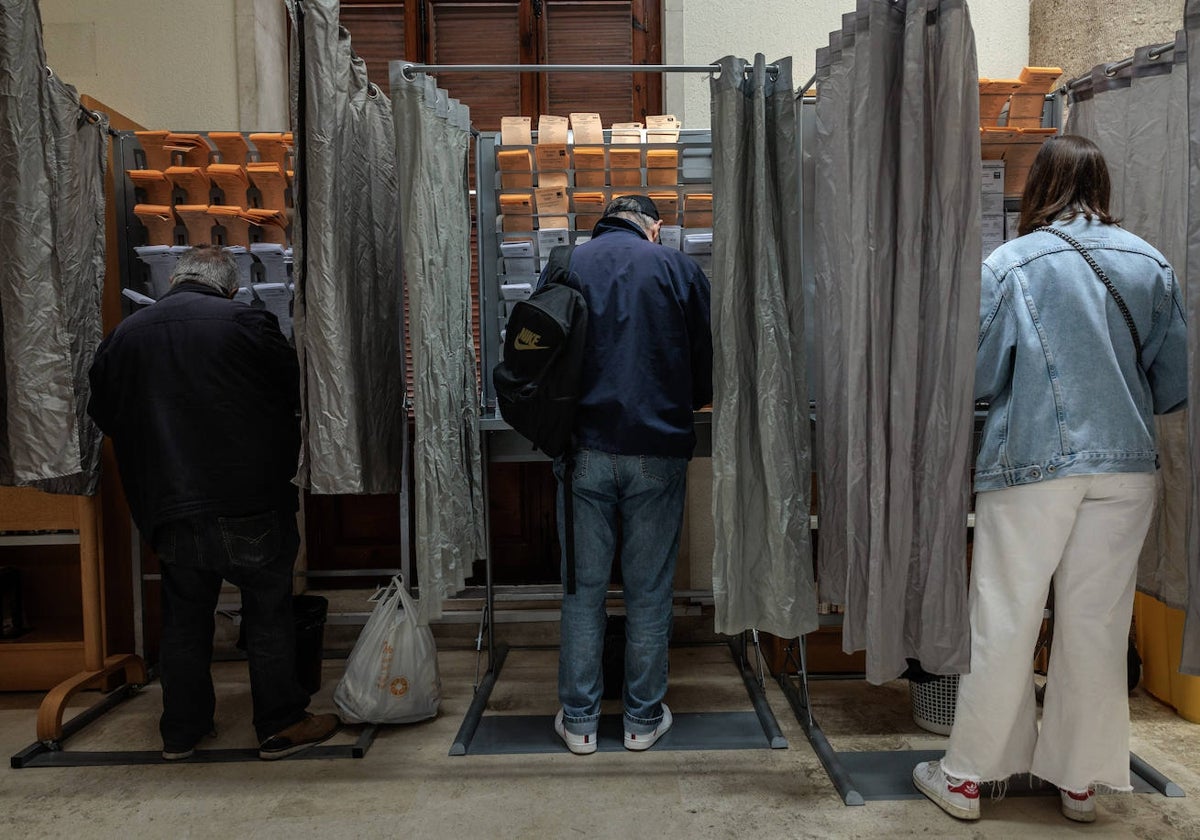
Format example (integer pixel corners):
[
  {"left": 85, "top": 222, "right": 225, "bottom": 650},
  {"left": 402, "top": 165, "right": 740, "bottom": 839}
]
[
  {"left": 545, "top": 244, "right": 577, "bottom": 287},
  {"left": 1036, "top": 226, "right": 1142, "bottom": 369}
]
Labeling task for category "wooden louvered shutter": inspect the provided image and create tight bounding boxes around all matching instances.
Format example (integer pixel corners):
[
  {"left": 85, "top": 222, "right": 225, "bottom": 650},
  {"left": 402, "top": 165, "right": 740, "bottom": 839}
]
[
  {"left": 540, "top": 0, "right": 661, "bottom": 123},
  {"left": 339, "top": 3, "right": 411, "bottom": 91},
  {"left": 426, "top": 1, "right": 527, "bottom": 130}
]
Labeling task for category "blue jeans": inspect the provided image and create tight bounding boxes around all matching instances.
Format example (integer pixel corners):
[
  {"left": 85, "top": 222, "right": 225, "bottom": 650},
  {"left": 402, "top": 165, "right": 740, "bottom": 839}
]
[
  {"left": 555, "top": 449, "right": 687, "bottom": 736},
  {"left": 154, "top": 510, "right": 309, "bottom": 746}
]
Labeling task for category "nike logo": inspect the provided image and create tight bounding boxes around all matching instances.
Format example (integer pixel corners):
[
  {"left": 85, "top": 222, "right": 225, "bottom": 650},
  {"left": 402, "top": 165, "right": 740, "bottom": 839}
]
[{"left": 514, "top": 327, "right": 550, "bottom": 351}]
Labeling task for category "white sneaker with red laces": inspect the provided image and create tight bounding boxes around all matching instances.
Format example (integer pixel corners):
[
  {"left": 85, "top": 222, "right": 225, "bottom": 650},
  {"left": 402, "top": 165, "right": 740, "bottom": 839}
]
[
  {"left": 913, "top": 760, "right": 981, "bottom": 820},
  {"left": 554, "top": 709, "right": 597, "bottom": 755},
  {"left": 1060, "top": 787, "right": 1096, "bottom": 823}
]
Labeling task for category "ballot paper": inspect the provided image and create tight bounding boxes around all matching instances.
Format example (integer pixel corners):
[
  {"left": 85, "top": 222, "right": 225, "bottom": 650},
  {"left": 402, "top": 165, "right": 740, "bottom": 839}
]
[
  {"left": 121, "top": 287, "right": 158, "bottom": 306},
  {"left": 537, "top": 115, "right": 569, "bottom": 145},
  {"left": 234, "top": 283, "right": 294, "bottom": 340},
  {"left": 250, "top": 243, "right": 289, "bottom": 283},
  {"left": 500, "top": 283, "right": 534, "bottom": 301},
  {"left": 646, "top": 115, "right": 681, "bottom": 143},
  {"left": 134, "top": 244, "right": 189, "bottom": 297},
  {"left": 569, "top": 113, "right": 604, "bottom": 144},
  {"left": 501, "top": 116, "right": 533, "bottom": 146},
  {"left": 536, "top": 228, "right": 570, "bottom": 267},
  {"left": 659, "top": 225, "right": 682, "bottom": 251}
]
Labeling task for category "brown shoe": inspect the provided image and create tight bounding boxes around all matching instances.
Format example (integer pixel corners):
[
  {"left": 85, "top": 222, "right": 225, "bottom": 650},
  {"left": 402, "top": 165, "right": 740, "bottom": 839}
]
[{"left": 258, "top": 713, "right": 341, "bottom": 761}]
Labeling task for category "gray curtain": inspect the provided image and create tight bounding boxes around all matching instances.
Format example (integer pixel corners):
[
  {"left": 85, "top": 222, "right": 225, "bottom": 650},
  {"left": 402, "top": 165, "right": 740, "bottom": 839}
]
[
  {"left": 0, "top": 0, "right": 106, "bottom": 495},
  {"left": 286, "top": 0, "right": 406, "bottom": 495},
  {"left": 811, "top": 0, "right": 978, "bottom": 684},
  {"left": 1063, "top": 77, "right": 1096, "bottom": 138},
  {"left": 391, "top": 68, "right": 485, "bottom": 624},
  {"left": 1183, "top": 0, "right": 1200, "bottom": 674},
  {"left": 710, "top": 55, "right": 816, "bottom": 640},
  {"left": 1071, "top": 36, "right": 1192, "bottom": 614},
  {"left": 1090, "top": 63, "right": 1133, "bottom": 217}
]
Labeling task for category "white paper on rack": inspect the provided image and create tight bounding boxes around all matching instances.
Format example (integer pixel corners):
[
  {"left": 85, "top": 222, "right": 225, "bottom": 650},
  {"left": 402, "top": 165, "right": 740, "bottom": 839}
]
[
  {"left": 500, "top": 282, "right": 533, "bottom": 301},
  {"left": 683, "top": 232, "right": 713, "bottom": 255}
]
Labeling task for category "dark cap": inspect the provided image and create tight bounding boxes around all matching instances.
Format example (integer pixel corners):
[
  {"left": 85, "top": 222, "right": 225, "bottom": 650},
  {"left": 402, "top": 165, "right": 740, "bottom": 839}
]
[{"left": 604, "top": 194, "right": 660, "bottom": 222}]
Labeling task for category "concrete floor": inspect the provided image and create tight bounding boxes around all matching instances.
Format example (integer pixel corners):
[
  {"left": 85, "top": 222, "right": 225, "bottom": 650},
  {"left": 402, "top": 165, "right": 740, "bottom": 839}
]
[{"left": 4, "top": 639, "right": 1200, "bottom": 839}]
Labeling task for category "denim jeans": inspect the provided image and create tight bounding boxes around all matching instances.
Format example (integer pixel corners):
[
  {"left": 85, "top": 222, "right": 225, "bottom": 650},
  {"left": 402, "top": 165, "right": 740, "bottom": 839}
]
[
  {"left": 154, "top": 510, "right": 310, "bottom": 746},
  {"left": 555, "top": 449, "right": 687, "bottom": 735}
]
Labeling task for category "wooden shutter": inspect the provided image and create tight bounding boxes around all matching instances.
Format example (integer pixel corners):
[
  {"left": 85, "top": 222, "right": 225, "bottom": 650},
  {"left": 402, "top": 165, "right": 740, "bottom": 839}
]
[
  {"left": 542, "top": 1, "right": 633, "bottom": 124},
  {"left": 541, "top": 0, "right": 661, "bottom": 123},
  {"left": 426, "top": 1, "right": 525, "bottom": 131},
  {"left": 339, "top": 3, "right": 408, "bottom": 91}
]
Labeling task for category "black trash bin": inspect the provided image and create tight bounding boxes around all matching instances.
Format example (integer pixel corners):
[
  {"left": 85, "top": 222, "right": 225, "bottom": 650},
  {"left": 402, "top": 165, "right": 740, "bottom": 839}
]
[
  {"left": 292, "top": 594, "right": 329, "bottom": 695},
  {"left": 236, "top": 594, "right": 328, "bottom": 695}
]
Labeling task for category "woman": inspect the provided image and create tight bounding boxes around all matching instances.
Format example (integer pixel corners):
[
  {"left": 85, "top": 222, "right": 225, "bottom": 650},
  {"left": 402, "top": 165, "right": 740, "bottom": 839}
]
[{"left": 914, "top": 135, "right": 1187, "bottom": 823}]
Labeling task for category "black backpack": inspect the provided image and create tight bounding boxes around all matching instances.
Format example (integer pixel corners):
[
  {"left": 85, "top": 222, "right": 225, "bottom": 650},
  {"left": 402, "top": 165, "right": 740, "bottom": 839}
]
[
  {"left": 492, "top": 244, "right": 585, "bottom": 593},
  {"left": 493, "top": 244, "right": 585, "bottom": 458}
]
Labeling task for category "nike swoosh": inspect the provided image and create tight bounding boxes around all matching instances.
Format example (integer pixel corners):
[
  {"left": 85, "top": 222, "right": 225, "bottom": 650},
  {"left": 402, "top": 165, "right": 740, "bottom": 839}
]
[{"left": 514, "top": 338, "right": 551, "bottom": 351}]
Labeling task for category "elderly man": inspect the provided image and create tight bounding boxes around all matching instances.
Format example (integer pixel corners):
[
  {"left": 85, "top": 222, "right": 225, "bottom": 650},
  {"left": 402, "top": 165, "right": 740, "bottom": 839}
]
[
  {"left": 88, "top": 244, "right": 338, "bottom": 760},
  {"left": 550, "top": 195, "right": 713, "bottom": 754}
]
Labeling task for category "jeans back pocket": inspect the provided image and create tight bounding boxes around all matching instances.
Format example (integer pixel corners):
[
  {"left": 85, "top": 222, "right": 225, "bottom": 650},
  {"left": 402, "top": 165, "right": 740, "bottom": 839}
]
[{"left": 218, "top": 511, "right": 282, "bottom": 571}]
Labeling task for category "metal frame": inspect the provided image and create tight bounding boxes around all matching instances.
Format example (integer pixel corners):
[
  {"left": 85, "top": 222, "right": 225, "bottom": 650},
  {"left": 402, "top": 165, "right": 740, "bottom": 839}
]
[
  {"left": 453, "top": 74, "right": 782, "bottom": 751},
  {"left": 786, "top": 78, "right": 1182, "bottom": 803}
]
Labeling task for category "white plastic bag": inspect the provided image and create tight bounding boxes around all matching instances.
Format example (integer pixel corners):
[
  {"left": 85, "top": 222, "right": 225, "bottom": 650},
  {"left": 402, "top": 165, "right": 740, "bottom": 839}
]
[{"left": 333, "top": 576, "right": 441, "bottom": 724}]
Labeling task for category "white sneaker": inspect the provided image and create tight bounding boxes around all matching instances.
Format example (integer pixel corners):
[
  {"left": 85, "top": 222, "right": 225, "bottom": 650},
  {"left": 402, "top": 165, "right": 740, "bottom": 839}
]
[
  {"left": 1060, "top": 787, "right": 1096, "bottom": 823},
  {"left": 554, "top": 709, "right": 597, "bottom": 755},
  {"left": 624, "top": 703, "right": 673, "bottom": 751},
  {"left": 912, "top": 760, "right": 981, "bottom": 821}
]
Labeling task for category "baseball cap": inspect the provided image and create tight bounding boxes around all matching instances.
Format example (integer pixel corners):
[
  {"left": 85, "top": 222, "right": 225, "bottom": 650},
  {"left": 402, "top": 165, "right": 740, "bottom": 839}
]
[{"left": 604, "top": 194, "right": 661, "bottom": 222}]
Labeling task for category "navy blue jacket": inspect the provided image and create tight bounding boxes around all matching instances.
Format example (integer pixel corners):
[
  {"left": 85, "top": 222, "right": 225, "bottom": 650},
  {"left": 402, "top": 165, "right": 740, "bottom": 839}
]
[
  {"left": 549, "top": 217, "right": 713, "bottom": 458},
  {"left": 87, "top": 283, "right": 301, "bottom": 535}
]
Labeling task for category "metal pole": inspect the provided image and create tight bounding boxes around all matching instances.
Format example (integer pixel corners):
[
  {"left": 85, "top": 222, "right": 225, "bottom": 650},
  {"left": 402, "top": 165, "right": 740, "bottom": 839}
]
[
  {"left": 1059, "top": 40, "right": 1176, "bottom": 94},
  {"left": 399, "top": 62, "right": 779, "bottom": 81}
]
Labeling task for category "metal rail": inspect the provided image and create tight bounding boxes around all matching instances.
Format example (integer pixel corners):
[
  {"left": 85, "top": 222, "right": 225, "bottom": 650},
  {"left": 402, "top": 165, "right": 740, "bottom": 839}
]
[
  {"left": 1060, "top": 40, "right": 1177, "bottom": 93},
  {"left": 399, "top": 62, "right": 779, "bottom": 81}
]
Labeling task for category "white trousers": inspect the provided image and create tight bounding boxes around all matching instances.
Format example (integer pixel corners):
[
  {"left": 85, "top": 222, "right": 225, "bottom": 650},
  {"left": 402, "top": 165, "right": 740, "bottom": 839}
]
[{"left": 940, "top": 473, "right": 1156, "bottom": 791}]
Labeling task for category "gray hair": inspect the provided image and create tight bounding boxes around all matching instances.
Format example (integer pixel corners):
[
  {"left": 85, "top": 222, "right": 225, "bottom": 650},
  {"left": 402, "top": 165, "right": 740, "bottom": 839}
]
[
  {"left": 603, "top": 196, "right": 657, "bottom": 234},
  {"left": 170, "top": 244, "right": 239, "bottom": 295}
]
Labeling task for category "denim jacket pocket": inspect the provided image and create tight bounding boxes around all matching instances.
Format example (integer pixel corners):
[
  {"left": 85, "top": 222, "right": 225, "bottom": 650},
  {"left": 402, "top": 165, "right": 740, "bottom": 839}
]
[{"left": 218, "top": 511, "right": 281, "bottom": 569}]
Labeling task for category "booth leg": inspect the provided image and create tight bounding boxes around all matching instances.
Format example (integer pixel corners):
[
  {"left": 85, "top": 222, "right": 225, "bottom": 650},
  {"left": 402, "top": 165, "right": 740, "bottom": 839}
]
[{"left": 36, "top": 654, "right": 148, "bottom": 744}]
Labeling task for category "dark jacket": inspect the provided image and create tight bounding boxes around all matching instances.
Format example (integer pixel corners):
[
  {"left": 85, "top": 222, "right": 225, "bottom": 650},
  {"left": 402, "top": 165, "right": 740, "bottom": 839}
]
[
  {"left": 87, "top": 283, "right": 301, "bottom": 535},
  {"left": 557, "top": 217, "right": 713, "bottom": 458}
]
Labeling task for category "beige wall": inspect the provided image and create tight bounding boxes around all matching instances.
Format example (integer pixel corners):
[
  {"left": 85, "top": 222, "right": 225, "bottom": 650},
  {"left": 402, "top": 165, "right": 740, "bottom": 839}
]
[
  {"left": 1029, "top": 0, "right": 1182, "bottom": 86},
  {"left": 40, "top": 0, "right": 287, "bottom": 131},
  {"left": 664, "top": 0, "right": 1032, "bottom": 129}
]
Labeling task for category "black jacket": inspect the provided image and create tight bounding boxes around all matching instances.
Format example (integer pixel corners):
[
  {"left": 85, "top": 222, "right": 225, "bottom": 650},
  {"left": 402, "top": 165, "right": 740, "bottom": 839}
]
[{"left": 87, "top": 283, "right": 300, "bottom": 535}]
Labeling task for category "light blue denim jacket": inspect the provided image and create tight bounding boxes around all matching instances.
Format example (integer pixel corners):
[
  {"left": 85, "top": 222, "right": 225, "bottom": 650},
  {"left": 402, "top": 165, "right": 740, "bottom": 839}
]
[{"left": 974, "top": 217, "right": 1187, "bottom": 492}]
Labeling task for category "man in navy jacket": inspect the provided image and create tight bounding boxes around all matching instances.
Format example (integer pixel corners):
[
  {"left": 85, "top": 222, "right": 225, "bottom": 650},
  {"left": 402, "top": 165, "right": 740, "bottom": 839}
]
[
  {"left": 88, "top": 245, "right": 338, "bottom": 761},
  {"left": 552, "top": 195, "right": 713, "bottom": 754}
]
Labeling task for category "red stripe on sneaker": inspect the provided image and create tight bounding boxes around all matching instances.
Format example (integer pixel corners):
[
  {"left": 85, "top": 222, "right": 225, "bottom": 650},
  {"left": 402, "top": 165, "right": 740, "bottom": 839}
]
[
  {"left": 1061, "top": 789, "right": 1091, "bottom": 801},
  {"left": 948, "top": 780, "right": 980, "bottom": 800}
]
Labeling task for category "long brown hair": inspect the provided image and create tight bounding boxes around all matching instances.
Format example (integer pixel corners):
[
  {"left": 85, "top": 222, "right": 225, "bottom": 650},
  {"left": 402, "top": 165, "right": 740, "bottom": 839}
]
[{"left": 1017, "top": 135, "right": 1119, "bottom": 237}]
